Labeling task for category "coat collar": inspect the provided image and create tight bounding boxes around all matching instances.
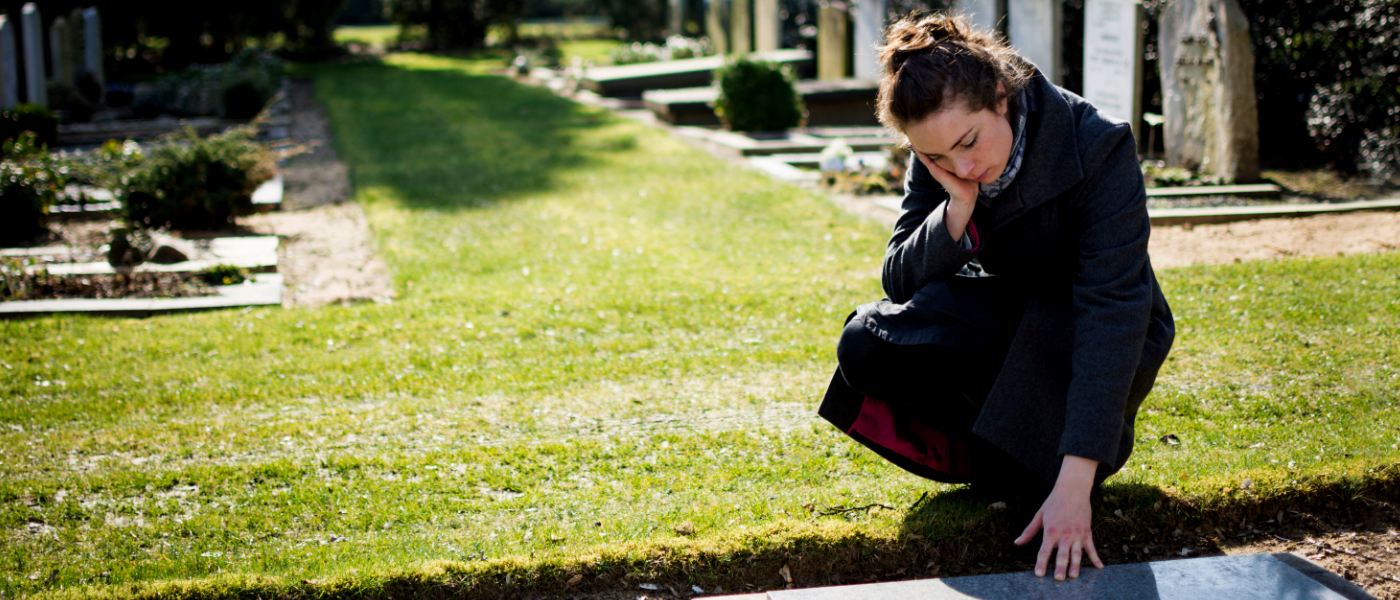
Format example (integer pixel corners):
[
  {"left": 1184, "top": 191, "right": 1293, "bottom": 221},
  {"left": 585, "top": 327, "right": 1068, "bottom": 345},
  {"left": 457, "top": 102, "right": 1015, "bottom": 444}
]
[{"left": 984, "top": 73, "right": 1086, "bottom": 231}]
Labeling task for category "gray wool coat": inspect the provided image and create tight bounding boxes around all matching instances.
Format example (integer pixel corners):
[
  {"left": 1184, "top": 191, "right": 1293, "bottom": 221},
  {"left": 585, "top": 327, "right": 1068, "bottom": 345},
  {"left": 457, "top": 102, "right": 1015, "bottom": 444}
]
[{"left": 826, "top": 72, "right": 1175, "bottom": 485}]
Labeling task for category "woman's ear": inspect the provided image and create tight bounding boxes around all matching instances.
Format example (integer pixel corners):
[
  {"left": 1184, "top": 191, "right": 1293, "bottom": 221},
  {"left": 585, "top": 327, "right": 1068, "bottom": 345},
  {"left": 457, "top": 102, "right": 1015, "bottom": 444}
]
[{"left": 996, "top": 81, "right": 1008, "bottom": 116}]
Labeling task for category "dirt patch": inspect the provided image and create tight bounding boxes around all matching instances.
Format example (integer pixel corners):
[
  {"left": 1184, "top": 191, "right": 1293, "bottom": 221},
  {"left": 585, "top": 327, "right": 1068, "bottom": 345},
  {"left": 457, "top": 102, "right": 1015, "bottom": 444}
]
[
  {"left": 241, "top": 79, "right": 394, "bottom": 308},
  {"left": 1224, "top": 500, "right": 1400, "bottom": 600},
  {"left": 1149, "top": 210, "right": 1400, "bottom": 269}
]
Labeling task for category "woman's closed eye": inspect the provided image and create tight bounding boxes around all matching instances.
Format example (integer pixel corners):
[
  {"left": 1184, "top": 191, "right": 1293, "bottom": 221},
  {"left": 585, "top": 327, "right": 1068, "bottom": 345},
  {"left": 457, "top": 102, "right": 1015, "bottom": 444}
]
[{"left": 963, "top": 135, "right": 977, "bottom": 148}]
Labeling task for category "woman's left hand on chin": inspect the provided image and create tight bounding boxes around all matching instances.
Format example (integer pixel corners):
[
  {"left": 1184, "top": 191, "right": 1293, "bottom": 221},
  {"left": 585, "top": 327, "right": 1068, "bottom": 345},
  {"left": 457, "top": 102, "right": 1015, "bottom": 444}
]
[{"left": 1013, "top": 454, "right": 1104, "bottom": 581}]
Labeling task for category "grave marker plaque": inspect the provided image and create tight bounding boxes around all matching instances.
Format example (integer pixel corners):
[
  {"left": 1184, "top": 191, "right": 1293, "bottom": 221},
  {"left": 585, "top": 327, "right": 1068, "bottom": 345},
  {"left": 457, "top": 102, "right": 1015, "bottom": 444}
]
[
  {"left": 49, "top": 17, "right": 74, "bottom": 87},
  {"left": 852, "top": 0, "right": 885, "bottom": 80},
  {"left": 1082, "top": 0, "right": 1143, "bottom": 140},
  {"left": 84, "top": 7, "right": 103, "bottom": 92},
  {"left": 670, "top": 0, "right": 684, "bottom": 35},
  {"left": 0, "top": 16, "right": 17, "bottom": 109},
  {"left": 20, "top": 2, "right": 45, "bottom": 106},
  {"left": 1007, "top": 0, "right": 1060, "bottom": 84},
  {"left": 706, "top": 0, "right": 729, "bottom": 55}
]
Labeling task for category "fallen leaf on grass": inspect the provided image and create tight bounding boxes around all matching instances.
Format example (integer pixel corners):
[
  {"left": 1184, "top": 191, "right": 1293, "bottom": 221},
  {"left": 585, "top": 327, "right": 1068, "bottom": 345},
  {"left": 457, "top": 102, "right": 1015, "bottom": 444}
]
[
  {"left": 639, "top": 583, "right": 660, "bottom": 590},
  {"left": 779, "top": 564, "right": 793, "bottom": 584},
  {"left": 1241, "top": 478, "right": 1254, "bottom": 490},
  {"left": 988, "top": 502, "right": 1006, "bottom": 511},
  {"left": 672, "top": 522, "right": 695, "bottom": 535},
  {"left": 1160, "top": 434, "right": 1180, "bottom": 445},
  {"left": 565, "top": 574, "right": 583, "bottom": 587}
]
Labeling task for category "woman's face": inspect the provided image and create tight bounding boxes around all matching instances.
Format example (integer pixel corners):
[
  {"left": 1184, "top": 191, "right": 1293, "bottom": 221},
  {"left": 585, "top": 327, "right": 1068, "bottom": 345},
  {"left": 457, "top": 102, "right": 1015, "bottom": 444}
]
[{"left": 904, "top": 94, "right": 1013, "bottom": 186}]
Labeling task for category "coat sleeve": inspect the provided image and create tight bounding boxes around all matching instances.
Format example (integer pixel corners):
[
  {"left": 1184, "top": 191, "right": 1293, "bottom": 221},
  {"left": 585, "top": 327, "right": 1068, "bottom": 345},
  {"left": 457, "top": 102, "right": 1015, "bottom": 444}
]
[
  {"left": 1057, "top": 126, "right": 1155, "bottom": 466},
  {"left": 882, "top": 153, "right": 981, "bottom": 304}
]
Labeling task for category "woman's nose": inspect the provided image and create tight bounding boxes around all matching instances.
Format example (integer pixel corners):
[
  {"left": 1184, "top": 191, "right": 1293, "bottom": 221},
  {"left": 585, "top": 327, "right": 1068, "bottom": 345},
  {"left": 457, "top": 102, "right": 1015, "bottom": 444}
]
[{"left": 954, "top": 158, "right": 977, "bottom": 180}]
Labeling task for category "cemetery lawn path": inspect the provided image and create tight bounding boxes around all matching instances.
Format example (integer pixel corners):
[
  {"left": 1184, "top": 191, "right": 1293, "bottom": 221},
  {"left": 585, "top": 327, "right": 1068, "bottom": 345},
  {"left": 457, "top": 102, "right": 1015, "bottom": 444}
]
[{"left": 2, "top": 53, "right": 1399, "bottom": 599}]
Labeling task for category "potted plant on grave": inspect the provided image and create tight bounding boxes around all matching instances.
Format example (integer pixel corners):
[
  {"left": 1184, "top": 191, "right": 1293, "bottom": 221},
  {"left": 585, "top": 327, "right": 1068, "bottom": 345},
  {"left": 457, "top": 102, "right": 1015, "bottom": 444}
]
[{"left": 712, "top": 56, "right": 806, "bottom": 135}]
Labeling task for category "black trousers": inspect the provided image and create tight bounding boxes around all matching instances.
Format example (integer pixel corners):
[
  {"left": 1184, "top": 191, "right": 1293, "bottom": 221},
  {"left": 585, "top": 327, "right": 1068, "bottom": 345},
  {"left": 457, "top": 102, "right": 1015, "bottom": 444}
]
[{"left": 833, "top": 292, "right": 1054, "bottom": 501}]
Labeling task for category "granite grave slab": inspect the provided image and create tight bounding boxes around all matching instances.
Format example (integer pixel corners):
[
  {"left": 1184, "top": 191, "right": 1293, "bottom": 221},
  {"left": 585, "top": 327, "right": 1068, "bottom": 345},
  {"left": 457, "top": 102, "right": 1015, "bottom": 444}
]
[
  {"left": 581, "top": 49, "right": 813, "bottom": 98},
  {"left": 754, "top": 554, "right": 1374, "bottom": 600}
]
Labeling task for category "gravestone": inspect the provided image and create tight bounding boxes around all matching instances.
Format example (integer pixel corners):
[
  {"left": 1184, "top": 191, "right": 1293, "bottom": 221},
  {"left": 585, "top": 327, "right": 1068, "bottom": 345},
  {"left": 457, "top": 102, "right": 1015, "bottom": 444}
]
[
  {"left": 754, "top": 0, "right": 781, "bottom": 52},
  {"left": 954, "top": 0, "right": 1002, "bottom": 33},
  {"left": 670, "top": 0, "right": 684, "bottom": 35},
  {"left": 20, "top": 2, "right": 45, "bottom": 106},
  {"left": 1082, "top": 0, "right": 1144, "bottom": 141},
  {"left": 852, "top": 0, "right": 885, "bottom": 80},
  {"left": 706, "top": 0, "right": 729, "bottom": 55},
  {"left": 1007, "top": 0, "right": 1060, "bottom": 84},
  {"left": 49, "top": 17, "right": 74, "bottom": 87},
  {"left": 0, "top": 16, "right": 17, "bottom": 109},
  {"left": 1159, "top": 0, "right": 1259, "bottom": 183},
  {"left": 83, "top": 7, "right": 104, "bottom": 95},
  {"left": 758, "top": 553, "right": 1375, "bottom": 600},
  {"left": 731, "top": 0, "right": 752, "bottom": 54},
  {"left": 817, "top": 2, "right": 849, "bottom": 80}
]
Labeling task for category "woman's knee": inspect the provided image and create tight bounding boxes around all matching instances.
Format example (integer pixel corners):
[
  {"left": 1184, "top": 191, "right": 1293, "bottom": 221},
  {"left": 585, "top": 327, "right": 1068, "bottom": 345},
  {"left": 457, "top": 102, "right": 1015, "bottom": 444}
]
[{"left": 836, "top": 317, "right": 880, "bottom": 387}]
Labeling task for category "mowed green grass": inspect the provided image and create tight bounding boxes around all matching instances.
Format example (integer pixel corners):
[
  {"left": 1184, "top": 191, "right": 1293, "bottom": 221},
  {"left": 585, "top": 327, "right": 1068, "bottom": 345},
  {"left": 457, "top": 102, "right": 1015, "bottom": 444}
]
[{"left": 2, "top": 53, "right": 1398, "bottom": 598}]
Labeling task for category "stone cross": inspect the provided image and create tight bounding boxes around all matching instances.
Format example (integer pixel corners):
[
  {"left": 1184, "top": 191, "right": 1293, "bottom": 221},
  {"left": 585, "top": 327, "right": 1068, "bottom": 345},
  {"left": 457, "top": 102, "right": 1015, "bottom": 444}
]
[
  {"left": 852, "top": 0, "right": 885, "bottom": 80},
  {"left": 754, "top": 0, "right": 781, "bottom": 52},
  {"left": 706, "top": 0, "right": 729, "bottom": 55},
  {"left": 0, "top": 16, "right": 17, "bottom": 109},
  {"left": 1159, "top": 0, "right": 1259, "bottom": 182},
  {"left": 49, "top": 17, "right": 74, "bottom": 87},
  {"left": 955, "top": 0, "right": 1002, "bottom": 34},
  {"left": 1007, "top": 0, "right": 1061, "bottom": 84},
  {"left": 817, "top": 1, "right": 849, "bottom": 80},
  {"left": 1082, "top": 0, "right": 1144, "bottom": 141},
  {"left": 83, "top": 7, "right": 104, "bottom": 94},
  {"left": 20, "top": 2, "right": 45, "bottom": 106},
  {"left": 731, "top": 0, "right": 752, "bottom": 54}
]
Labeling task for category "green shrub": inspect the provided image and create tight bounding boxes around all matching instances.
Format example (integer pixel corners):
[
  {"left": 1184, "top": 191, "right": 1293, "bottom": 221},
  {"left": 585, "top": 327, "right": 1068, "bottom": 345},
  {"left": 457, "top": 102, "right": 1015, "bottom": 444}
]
[
  {"left": 713, "top": 56, "right": 805, "bottom": 132},
  {"left": 0, "top": 104, "right": 58, "bottom": 151},
  {"left": 0, "top": 134, "right": 59, "bottom": 246},
  {"left": 122, "top": 126, "right": 276, "bottom": 231},
  {"left": 197, "top": 263, "right": 254, "bottom": 286},
  {"left": 154, "top": 49, "right": 283, "bottom": 118}
]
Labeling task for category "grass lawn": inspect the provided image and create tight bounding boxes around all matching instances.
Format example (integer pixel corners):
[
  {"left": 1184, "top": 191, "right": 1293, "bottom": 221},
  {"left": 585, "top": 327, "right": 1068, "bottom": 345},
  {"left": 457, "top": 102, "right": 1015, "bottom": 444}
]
[
  {"left": 2, "top": 53, "right": 1398, "bottom": 599},
  {"left": 333, "top": 25, "right": 402, "bottom": 48}
]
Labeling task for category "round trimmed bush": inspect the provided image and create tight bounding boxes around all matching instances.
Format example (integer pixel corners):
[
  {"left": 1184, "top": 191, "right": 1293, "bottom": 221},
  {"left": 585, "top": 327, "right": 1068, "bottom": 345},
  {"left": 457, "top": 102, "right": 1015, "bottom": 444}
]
[{"left": 713, "top": 56, "right": 806, "bottom": 132}]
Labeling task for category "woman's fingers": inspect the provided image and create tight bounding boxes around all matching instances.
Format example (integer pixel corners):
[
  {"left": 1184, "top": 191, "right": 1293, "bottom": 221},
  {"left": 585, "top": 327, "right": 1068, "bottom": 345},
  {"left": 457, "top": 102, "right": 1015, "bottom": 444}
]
[
  {"left": 1085, "top": 536, "right": 1104, "bottom": 569},
  {"left": 1035, "top": 534, "right": 1054, "bottom": 578},
  {"left": 1068, "top": 540, "right": 1083, "bottom": 579},
  {"left": 1014, "top": 509, "right": 1043, "bottom": 546},
  {"left": 1054, "top": 539, "right": 1072, "bottom": 581}
]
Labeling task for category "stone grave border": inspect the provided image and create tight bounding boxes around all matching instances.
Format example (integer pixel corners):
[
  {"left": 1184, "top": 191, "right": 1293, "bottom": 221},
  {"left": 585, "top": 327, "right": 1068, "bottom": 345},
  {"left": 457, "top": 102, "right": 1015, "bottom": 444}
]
[{"left": 522, "top": 62, "right": 1399, "bottom": 229}]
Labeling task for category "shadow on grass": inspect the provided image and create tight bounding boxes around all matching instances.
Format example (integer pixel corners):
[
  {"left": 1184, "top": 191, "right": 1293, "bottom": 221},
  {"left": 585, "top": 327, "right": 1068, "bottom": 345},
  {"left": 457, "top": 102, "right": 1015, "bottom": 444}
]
[
  {"left": 310, "top": 55, "right": 627, "bottom": 211},
  {"left": 97, "top": 466, "right": 1400, "bottom": 600}
]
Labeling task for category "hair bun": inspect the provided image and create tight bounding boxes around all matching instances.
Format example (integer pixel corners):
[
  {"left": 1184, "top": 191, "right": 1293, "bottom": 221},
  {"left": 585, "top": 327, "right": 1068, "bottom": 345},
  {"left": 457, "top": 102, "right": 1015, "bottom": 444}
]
[{"left": 878, "top": 13, "right": 985, "bottom": 76}]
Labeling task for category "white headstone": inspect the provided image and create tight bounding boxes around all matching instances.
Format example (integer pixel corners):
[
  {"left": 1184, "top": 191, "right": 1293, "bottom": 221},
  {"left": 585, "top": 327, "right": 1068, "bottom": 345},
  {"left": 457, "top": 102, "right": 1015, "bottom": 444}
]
[
  {"left": 1082, "top": 0, "right": 1143, "bottom": 141},
  {"left": 852, "top": 0, "right": 885, "bottom": 80},
  {"left": 817, "top": 1, "right": 850, "bottom": 80},
  {"left": 1007, "top": 0, "right": 1060, "bottom": 84},
  {"left": 83, "top": 7, "right": 104, "bottom": 92},
  {"left": 20, "top": 2, "right": 45, "bottom": 106},
  {"left": 754, "top": 0, "right": 781, "bottom": 52},
  {"left": 706, "top": 0, "right": 729, "bottom": 55},
  {"left": 0, "top": 16, "right": 16, "bottom": 109},
  {"left": 955, "top": 0, "right": 1002, "bottom": 33},
  {"left": 1159, "top": 0, "right": 1258, "bottom": 182},
  {"left": 731, "top": 0, "right": 752, "bottom": 54}
]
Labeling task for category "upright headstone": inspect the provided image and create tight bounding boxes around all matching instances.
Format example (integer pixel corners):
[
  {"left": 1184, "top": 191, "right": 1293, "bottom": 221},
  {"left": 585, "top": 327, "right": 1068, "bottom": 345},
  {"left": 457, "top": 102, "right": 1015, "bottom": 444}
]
[
  {"left": 730, "top": 0, "right": 752, "bottom": 54},
  {"left": 49, "top": 17, "right": 74, "bottom": 87},
  {"left": 82, "top": 7, "right": 104, "bottom": 95},
  {"left": 817, "top": 1, "right": 849, "bottom": 80},
  {"left": 20, "top": 2, "right": 45, "bottom": 106},
  {"left": 754, "top": 0, "right": 781, "bottom": 52},
  {"left": 1007, "top": 0, "right": 1060, "bottom": 84},
  {"left": 0, "top": 16, "right": 16, "bottom": 109},
  {"left": 852, "top": 0, "right": 885, "bottom": 80},
  {"left": 954, "top": 0, "right": 1002, "bottom": 33},
  {"left": 705, "top": 0, "right": 729, "bottom": 55},
  {"left": 1159, "top": 0, "right": 1258, "bottom": 182},
  {"left": 1082, "top": 0, "right": 1143, "bottom": 141},
  {"left": 669, "top": 0, "right": 685, "bottom": 35}
]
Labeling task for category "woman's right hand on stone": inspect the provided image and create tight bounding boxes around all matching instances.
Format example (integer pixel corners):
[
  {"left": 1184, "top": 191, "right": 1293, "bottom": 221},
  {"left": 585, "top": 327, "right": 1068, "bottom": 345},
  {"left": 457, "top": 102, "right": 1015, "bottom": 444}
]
[{"left": 915, "top": 151, "right": 979, "bottom": 242}]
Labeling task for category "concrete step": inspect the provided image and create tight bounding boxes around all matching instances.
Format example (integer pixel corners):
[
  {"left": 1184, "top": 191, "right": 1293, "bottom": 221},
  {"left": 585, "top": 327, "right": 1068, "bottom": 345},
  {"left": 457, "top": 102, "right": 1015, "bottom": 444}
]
[{"left": 581, "top": 49, "right": 813, "bottom": 97}]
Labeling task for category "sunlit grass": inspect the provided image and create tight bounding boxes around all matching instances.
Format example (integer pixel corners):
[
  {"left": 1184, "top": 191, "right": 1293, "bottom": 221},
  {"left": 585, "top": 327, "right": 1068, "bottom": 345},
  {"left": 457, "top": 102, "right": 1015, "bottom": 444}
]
[
  {"left": 333, "top": 25, "right": 401, "bottom": 48},
  {"left": 2, "top": 52, "right": 1398, "bottom": 599}
]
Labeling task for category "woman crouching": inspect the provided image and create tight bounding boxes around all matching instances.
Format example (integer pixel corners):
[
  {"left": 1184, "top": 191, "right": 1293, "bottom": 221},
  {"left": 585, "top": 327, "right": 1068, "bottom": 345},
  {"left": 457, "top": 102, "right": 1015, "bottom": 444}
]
[{"left": 817, "top": 12, "right": 1175, "bottom": 581}]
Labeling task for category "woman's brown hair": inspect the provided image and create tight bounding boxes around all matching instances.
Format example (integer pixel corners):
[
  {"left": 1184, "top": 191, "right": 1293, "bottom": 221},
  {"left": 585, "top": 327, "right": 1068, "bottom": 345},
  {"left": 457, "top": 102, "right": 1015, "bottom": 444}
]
[{"left": 875, "top": 12, "right": 1032, "bottom": 137}]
